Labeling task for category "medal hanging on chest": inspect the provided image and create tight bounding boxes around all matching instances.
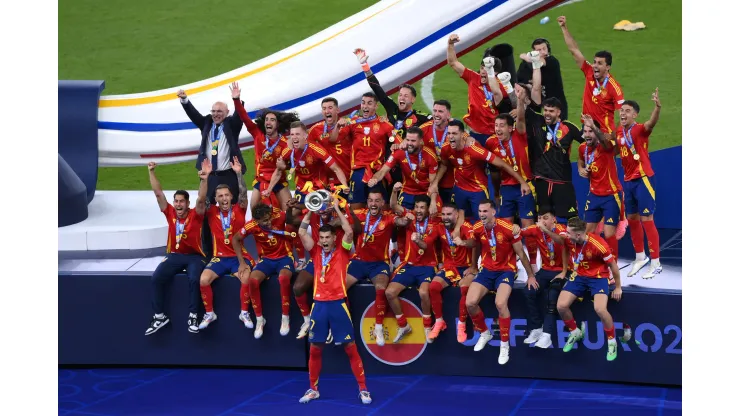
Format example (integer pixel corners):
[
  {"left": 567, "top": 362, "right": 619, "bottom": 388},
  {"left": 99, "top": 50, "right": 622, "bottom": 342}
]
[
  {"left": 445, "top": 227, "right": 456, "bottom": 257},
  {"left": 175, "top": 217, "right": 187, "bottom": 250},
  {"left": 622, "top": 125, "right": 640, "bottom": 161},
  {"left": 288, "top": 144, "right": 308, "bottom": 181},
  {"left": 263, "top": 136, "right": 280, "bottom": 160},
  {"left": 489, "top": 226, "right": 497, "bottom": 261},
  {"left": 320, "top": 248, "right": 334, "bottom": 283},
  {"left": 220, "top": 209, "right": 232, "bottom": 245},
  {"left": 362, "top": 214, "right": 381, "bottom": 248},
  {"left": 415, "top": 217, "right": 428, "bottom": 255},
  {"left": 210, "top": 124, "right": 223, "bottom": 156}
]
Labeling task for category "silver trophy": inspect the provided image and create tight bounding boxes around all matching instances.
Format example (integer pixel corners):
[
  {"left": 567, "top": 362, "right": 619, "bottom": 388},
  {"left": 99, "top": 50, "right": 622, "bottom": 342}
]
[{"left": 305, "top": 189, "right": 332, "bottom": 212}]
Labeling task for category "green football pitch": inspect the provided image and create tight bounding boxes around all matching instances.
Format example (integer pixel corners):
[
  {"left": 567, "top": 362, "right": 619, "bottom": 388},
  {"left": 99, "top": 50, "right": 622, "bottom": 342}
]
[{"left": 59, "top": 0, "right": 681, "bottom": 191}]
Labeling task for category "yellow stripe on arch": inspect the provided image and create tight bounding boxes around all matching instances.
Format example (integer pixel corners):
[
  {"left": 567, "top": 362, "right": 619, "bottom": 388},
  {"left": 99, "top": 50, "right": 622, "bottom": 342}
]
[
  {"left": 362, "top": 317, "right": 426, "bottom": 344},
  {"left": 99, "top": 0, "right": 402, "bottom": 108}
]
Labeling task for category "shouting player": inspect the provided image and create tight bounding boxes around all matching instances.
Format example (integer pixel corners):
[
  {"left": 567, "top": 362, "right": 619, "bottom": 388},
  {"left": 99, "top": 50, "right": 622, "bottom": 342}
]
[
  {"left": 386, "top": 187, "right": 439, "bottom": 343},
  {"left": 233, "top": 203, "right": 297, "bottom": 338},
  {"left": 197, "top": 158, "right": 256, "bottom": 332},
  {"left": 518, "top": 212, "right": 568, "bottom": 348},
  {"left": 145, "top": 162, "right": 208, "bottom": 335},
  {"left": 577, "top": 115, "right": 623, "bottom": 263},
  {"left": 308, "top": 98, "right": 352, "bottom": 188},
  {"left": 558, "top": 16, "right": 624, "bottom": 133},
  {"left": 546, "top": 217, "right": 623, "bottom": 361},
  {"left": 297, "top": 199, "right": 372, "bottom": 405},
  {"left": 428, "top": 202, "right": 478, "bottom": 342},
  {"left": 617, "top": 89, "right": 663, "bottom": 279},
  {"left": 422, "top": 100, "right": 456, "bottom": 204},
  {"left": 468, "top": 200, "right": 536, "bottom": 364}
]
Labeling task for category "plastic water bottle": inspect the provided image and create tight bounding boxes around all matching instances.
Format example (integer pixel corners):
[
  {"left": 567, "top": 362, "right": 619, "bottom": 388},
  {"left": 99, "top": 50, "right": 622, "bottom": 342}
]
[{"left": 540, "top": 16, "right": 550, "bottom": 24}]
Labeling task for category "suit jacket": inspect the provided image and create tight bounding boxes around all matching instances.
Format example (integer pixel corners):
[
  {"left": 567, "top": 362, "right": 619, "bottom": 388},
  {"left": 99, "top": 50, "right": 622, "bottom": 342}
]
[{"left": 181, "top": 100, "right": 246, "bottom": 173}]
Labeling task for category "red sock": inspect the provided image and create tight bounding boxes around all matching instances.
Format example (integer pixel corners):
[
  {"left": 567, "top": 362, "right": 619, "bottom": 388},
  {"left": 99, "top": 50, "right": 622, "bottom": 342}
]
[
  {"left": 396, "top": 314, "right": 408, "bottom": 328},
  {"left": 459, "top": 286, "right": 469, "bottom": 323},
  {"left": 422, "top": 315, "right": 432, "bottom": 329},
  {"left": 471, "top": 310, "right": 487, "bottom": 333},
  {"left": 606, "top": 234, "right": 618, "bottom": 259},
  {"left": 296, "top": 293, "right": 310, "bottom": 317},
  {"left": 642, "top": 220, "right": 660, "bottom": 259},
  {"left": 627, "top": 218, "right": 644, "bottom": 253},
  {"left": 526, "top": 238, "right": 538, "bottom": 266},
  {"left": 201, "top": 285, "right": 214, "bottom": 313},
  {"left": 429, "top": 281, "right": 444, "bottom": 319},
  {"left": 604, "top": 325, "right": 615, "bottom": 340},
  {"left": 278, "top": 274, "right": 292, "bottom": 315},
  {"left": 240, "top": 283, "right": 251, "bottom": 312},
  {"left": 249, "top": 278, "right": 263, "bottom": 317},
  {"left": 564, "top": 319, "right": 577, "bottom": 332},
  {"left": 344, "top": 343, "right": 367, "bottom": 391},
  {"left": 375, "top": 289, "right": 387, "bottom": 325},
  {"left": 499, "top": 316, "right": 511, "bottom": 342},
  {"left": 308, "top": 344, "right": 322, "bottom": 391}
]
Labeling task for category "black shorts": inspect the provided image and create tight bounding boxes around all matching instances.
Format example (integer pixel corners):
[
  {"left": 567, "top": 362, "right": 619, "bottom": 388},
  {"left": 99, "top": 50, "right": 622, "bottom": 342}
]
[{"left": 533, "top": 178, "right": 579, "bottom": 219}]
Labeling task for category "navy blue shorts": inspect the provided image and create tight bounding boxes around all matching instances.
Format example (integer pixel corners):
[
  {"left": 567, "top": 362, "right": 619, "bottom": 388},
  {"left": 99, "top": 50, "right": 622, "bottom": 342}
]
[
  {"left": 347, "top": 259, "right": 391, "bottom": 281},
  {"left": 255, "top": 180, "right": 286, "bottom": 193},
  {"left": 624, "top": 176, "right": 656, "bottom": 216},
  {"left": 453, "top": 186, "right": 489, "bottom": 221},
  {"left": 562, "top": 275, "right": 610, "bottom": 298},
  {"left": 254, "top": 257, "right": 295, "bottom": 277},
  {"left": 473, "top": 269, "right": 516, "bottom": 291},
  {"left": 303, "top": 258, "right": 315, "bottom": 276},
  {"left": 498, "top": 184, "right": 536, "bottom": 220},
  {"left": 309, "top": 299, "right": 354, "bottom": 344},
  {"left": 294, "top": 190, "right": 308, "bottom": 204},
  {"left": 348, "top": 169, "right": 379, "bottom": 204},
  {"left": 398, "top": 191, "right": 424, "bottom": 210},
  {"left": 584, "top": 192, "right": 622, "bottom": 225},
  {"left": 205, "top": 256, "right": 244, "bottom": 277},
  {"left": 392, "top": 265, "right": 435, "bottom": 288},
  {"left": 435, "top": 266, "right": 469, "bottom": 286},
  {"left": 439, "top": 187, "right": 454, "bottom": 205}
]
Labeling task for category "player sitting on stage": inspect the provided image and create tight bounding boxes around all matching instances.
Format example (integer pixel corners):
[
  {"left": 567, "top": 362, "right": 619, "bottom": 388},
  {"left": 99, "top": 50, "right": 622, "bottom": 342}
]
[
  {"left": 428, "top": 202, "right": 478, "bottom": 343},
  {"left": 543, "top": 217, "right": 623, "bottom": 361},
  {"left": 468, "top": 200, "right": 536, "bottom": 365},
  {"left": 197, "top": 159, "right": 256, "bottom": 332},
  {"left": 232, "top": 203, "right": 296, "bottom": 339},
  {"left": 386, "top": 186, "right": 440, "bottom": 343},
  {"left": 297, "top": 198, "right": 372, "bottom": 405}
]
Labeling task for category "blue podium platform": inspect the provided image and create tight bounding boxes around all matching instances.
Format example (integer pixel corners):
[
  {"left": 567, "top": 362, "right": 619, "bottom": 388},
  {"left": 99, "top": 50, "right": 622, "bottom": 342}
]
[{"left": 59, "top": 266, "right": 681, "bottom": 386}]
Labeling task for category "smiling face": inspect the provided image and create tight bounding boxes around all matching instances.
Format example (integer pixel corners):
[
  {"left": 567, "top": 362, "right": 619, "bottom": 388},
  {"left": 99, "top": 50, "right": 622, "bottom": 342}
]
[
  {"left": 318, "top": 230, "right": 337, "bottom": 253},
  {"left": 397, "top": 87, "right": 415, "bottom": 112},
  {"left": 543, "top": 104, "right": 561, "bottom": 125},
  {"left": 478, "top": 201, "right": 496, "bottom": 226},
  {"left": 447, "top": 125, "right": 464, "bottom": 149},
  {"left": 619, "top": 104, "right": 638, "bottom": 127},
  {"left": 290, "top": 126, "right": 307, "bottom": 149},
  {"left": 367, "top": 192, "right": 384, "bottom": 216},
  {"left": 216, "top": 187, "right": 232, "bottom": 211},
  {"left": 264, "top": 113, "right": 278, "bottom": 137},
  {"left": 441, "top": 206, "right": 458, "bottom": 228},
  {"left": 494, "top": 118, "right": 513, "bottom": 141},
  {"left": 592, "top": 56, "right": 610, "bottom": 81},
  {"left": 211, "top": 102, "right": 228, "bottom": 124},
  {"left": 405, "top": 132, "right": 421, "bottom": 153},
  {"left": 360, "top": 96, "right": 377, "bottom": 118},
  {"left": 566, "top": 226, "right": 586, "bottom": 245},
  {"left": 432, "top": 104, "right": 450, "bottom": 128},
  {"left": 322, "top": 100, "right": 339, "bottom": 125},
  {"left": 173, "top": 194, "right": 189, "bottom": 217},
  {"left": 582, "top": 124, "right": 598, "bottom": 146},
  {"left": 414, "top": 200, "right": 430, "bottom": 222}
]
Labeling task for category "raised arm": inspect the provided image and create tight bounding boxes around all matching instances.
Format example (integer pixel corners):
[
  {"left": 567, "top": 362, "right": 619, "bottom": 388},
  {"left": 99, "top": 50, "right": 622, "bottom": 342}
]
[
  {"left": 195, "top": 159, "right": 212, "bottom": 216},
  {"left": 483, "top": 57, "right": 504, "bottom": 105},
  {"left": 557, "top": 16, "right": 586, "bottom": 68},
  {"left": 329, "top": 163, "right": 350, "bottom": 189},
  {"left": 515, "top": 88, "right": 528, "bottom": 134},
  {"left": 354, "top": 48, "right": 399, "bottom": 118},
  {"left": 446, "top": 34, "right": 466, "bottom": 77},
  {"left": 368, "top": 164, "right": 392, "bottom": 188},
  {"left": 298, "top": 210, "right": 315, "bottom": 252},
  {"left": 389, "top": 182, "right": 405, "bottom": 215},
  {"left": 333, "top": 198, "right": 354, "bottom": 245},
  {"left": 540, "top": 225, "right": 566, "bottom": 245},
  {"left": 643, "top": 88, "right": 662, "bottom": 133},
  {"left": 147, "top": 162, "right": 168, "bottom": 211},
  {"left": 177, "top": 90, "right": 207, "bottom": 130},
  {"left": 228, "top": 156, "right": 249, "bottom": 208},
  {"left": 584, "top": 115, "right": 613, "bottom": 150},
  {"left": 531, "top": 56, "right": 543, "bottom": 106},
  {"left": 229, "top": 82, "right": 262, "bottom": 138}
]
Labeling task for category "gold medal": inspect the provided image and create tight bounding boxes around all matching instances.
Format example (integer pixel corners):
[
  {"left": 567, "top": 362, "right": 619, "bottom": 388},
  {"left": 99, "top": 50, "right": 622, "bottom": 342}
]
[
  {"left": 224, "top": 238, "right": 230, "bottom": 245},
  {"left": 418, "top": 249, "right": 424, "bottom": 255},
  {"left": 633, "top": 154, "right": 640, "bottom": 161},
  {"left": 211, "top": 149, "right": 217, "bottom": 156},
  {"left": 550, "top": 260, "right": 555, "bottom": 266},
  {"left": 175, "top": 243, "right": 180, "bottom": 250},
  {"left": 389, "top": 136, "right": 396, "bottom": 143},
  {"left": 320, "top": 276, "right": 325, "bottom": 283},
  {"left": 513, "top": 165, "right": 519, "bottom": 172},
  {"left": 290, "top": 232, "right": 297, "bottom": 238}
]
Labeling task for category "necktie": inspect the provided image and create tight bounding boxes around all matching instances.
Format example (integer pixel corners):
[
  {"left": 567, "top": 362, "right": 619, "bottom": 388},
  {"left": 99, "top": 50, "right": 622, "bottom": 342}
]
[{"left": 212, "top": 123, "right": 221, "bottom": 170}]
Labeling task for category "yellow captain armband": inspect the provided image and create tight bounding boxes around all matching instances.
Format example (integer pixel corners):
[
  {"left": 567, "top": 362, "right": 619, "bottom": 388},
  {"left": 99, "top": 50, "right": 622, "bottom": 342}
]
[{"left": 342, "top": 240, "right": 353, "bottom": 250}]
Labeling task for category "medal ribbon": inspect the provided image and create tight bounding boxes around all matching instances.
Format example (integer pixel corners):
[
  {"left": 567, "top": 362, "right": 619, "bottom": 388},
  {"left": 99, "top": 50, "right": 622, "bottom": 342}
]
[
  {"left": 432, "top": 126, "right": 448, "bottom": 152},
  {"left": 404, "top": 149, "right": 422, "bottom": 172},
  {"left": 444, "top": 226, "right": 456, "bottom": 254},
  {"left": 572, "top": 240, "right": 588, "bottom": 272},
  {"left": 264, "top": 136, "right": 280, "bottom": 155},
  {"left": 210, "top": 123, "right": 224, "bottom": 154},
  {"left": 622, "top": 124, "right": 638, "bottom": 156},
  {"left": 595, "top": 76, "right": 609, "bottom": 94},
  {"left": 290, "top": 143, "right": 309, "bottom": 170},
  {"left": 322, "top": 121, "right": 336, "bottom": 137},
  {"left": 488, "top": 221, "right": 497, "bottom": 257},
  {"left": 415, "top": 217, "right": 429, "bottom": 236},
  {"left": 220, "top": 208, "right": 232, "bottom": 240},
  {"left": 175, "top": 217, "right": 187, "bottom": 245},
  {"left": 584, "top": 145, "right": 596, "bottom": 168},
  {"left": 546, "top": 122, "right": 561, "bottom": 145},
  {"left": 321, "top": 247, "right": 335, "bottom": 276},
  {"left": 363, "top": 214, "right": 382, "bottom": 244},
  {"left": 351, "top": 114, "right": 378, "bottom": 125},
  {"left": 542, "top": 228, "right": 555, "bottom": 259},
  {"left": 500, "top": 138, "right": 517, "bottom": 170},
  {"left": 483, "top": 85, "right": 493, "bottom": 102},
  {"left": 260, "top": 225, "right": 292, "bottom": 238}
]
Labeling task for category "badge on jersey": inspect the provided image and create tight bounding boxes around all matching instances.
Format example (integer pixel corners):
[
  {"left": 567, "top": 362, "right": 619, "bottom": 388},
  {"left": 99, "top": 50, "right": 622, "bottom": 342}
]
[{"left": 364, "top": 127, "right": 370, "bottom": 135}]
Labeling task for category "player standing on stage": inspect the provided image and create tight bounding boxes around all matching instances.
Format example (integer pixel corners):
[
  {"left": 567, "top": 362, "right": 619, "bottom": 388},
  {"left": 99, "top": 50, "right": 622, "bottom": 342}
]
[
  {"left": 446, "top": 34, "right": 511, "bottom": 146},
  {"left": 544, "top": 217, "right": 623, "bottom": 361},
  {"left": 422, "top": 100, "right": 456, "bottom": 204},
  {"left": 308, "top": 98, "right": 353, "bottom": 188},
  {"left": 485, "top": 113, "right": 538, "bottom": 264},
  {"left": 440, "top": 120, "right": 529, "bottom": 221},
  {"left": 427, "top": 202, "right": 478, "bottom": 343},
  {"left": 385, "top": 187, "right": 439, "bottom": 343},
  {"left": 617, "top": 90, "right": 663, "bottom": 279},
  {"left": 558, "top": 16, "right": 624, "bottom": 133},
  {"left": 341, "top": 93, "right": 394, "bottom": 210},
  {"left": 346, "top": 190, "right": 402, "bottom": 346},
  {"left": 518, "top": 212, "right": 568, "bottom": 348},
  {"left": 297, "top": 199, "right": 372, "bottom": 405},
  {"left": 577, "top": 115, "right": 624, "bottom": 263},
  {"left": 518, "top": 61, "right": 583, "bottom": 223},
  {"left": 467, "top": 200, "right": 536, "bottom": 364},
  {"left": 197, "top": 158, "right": 256, "bottom": 332},
  {"left": 232, "top": 203, "right": 296, "bottom": 339},
  {"left": 145, "top": 162, "right": 208, "bottom": 335}
]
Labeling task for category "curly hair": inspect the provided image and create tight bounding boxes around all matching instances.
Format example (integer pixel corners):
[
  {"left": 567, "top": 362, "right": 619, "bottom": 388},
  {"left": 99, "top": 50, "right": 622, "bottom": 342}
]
[
  {"left": 251, "top": 203, "right": 273, "bottom": 221},
  {"left": 254, "top": 108, "right": 301, "bottom": 136}
]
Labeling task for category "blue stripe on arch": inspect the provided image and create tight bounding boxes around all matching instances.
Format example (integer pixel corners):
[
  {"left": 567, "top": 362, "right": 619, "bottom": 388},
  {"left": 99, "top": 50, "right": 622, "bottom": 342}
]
[{"left": 98, "top": 0, "right": 510, "bottom": 133}]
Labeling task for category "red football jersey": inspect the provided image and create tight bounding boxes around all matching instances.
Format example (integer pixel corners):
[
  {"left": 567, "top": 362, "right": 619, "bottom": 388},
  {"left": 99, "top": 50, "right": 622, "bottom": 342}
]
[
  {"left": 163, "top": 205, "right": 206, "bottom": 256},
  {"left": 521, "top": 224, "right": 568, "bottom": 272},
  {"left": 311, "top": 241, "right": 352, "bottom": 302},
  {"left": 384, "top": 147, "right": 439, "bottom": 195},
  {"left": 461, "top": 68, "right": 509, "bottom": 135},
  {"left": 437, "top": 221, "right": 475, "bottom": 269},
  {"left": 485, "top": 130, "right": 532, "bottom": 184},
  {"left": 578, "top": 141, "right": 622, "bottom": 196},
  {"left": 308, "top": 121, "right": 352, "bottom": 186},
  {"left": 207, "top": 205, "right": 249, "bottom": 258},
  {"left": 310, "top": 211, "right": 349, "bottom": 242},
  {"left": 352, "top": 209, "right": 396, "bottom": 263},
  {"left": 342, "top": 116, "right": 394, "bottom": 171},
  {"left": 239, "top": 207, "right": 292, "bottom": 260},
  {"left": 398, "top": 216, "right": 440, "bottom": 267},
  {"left": 615, "top": 123, "right": 655, "bottom": 181},
  {"left": 420, "top": 122, "right": 455, "bottom": 189},
  {"left": 233, "top": 100, "right": 290, "bottom": 184},
  {"left": 473, "top": 219, "right": 521, "bottom": 272},
  {"left": 560, "top": 232, "right": 613, "bottom": 278},
  {"left": 440, "top": 142, "right": 496, "bottom": 193},
  {"left": 279, "top": 142, "right": 335, "bottom": 191},
  {"left": 580, "top": 61, "right": 624, "bottom": 134}
]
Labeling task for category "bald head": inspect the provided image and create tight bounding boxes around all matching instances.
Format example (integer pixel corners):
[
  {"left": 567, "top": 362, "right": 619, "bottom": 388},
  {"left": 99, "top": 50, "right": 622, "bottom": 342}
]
[{"left": 211, "top": 101, "right": 229, "bottom": 124}]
